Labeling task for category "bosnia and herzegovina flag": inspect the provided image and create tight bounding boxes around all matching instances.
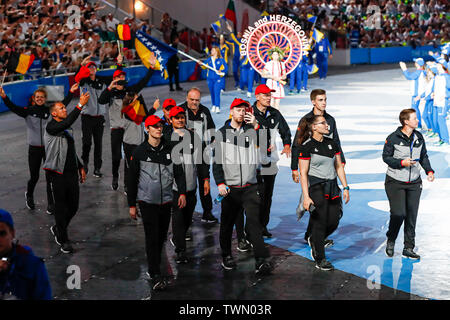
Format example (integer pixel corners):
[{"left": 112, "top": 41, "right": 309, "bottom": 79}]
[
  {"left": 121, "top": 95, "right": 148, "bottom": 125},
  {"left": 311, "top": 29, "right": 324, "bottom": 43},
  {"left": 7, "top": 52, "right": 35, "bottom": 74},
  {"left": 117, "top": 24, "right": 131, "bottom": 41},
  {"left": 307, "top": 14, "right": 317, "bottom": 24},
  {"left": 135, "top": 30, "right": 177, "bottom": 79}
]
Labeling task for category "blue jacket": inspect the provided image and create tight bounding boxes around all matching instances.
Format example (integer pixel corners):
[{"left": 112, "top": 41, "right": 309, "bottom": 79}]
[
  {"left": 205, "top": 57, "right": 228, "bottom": 81},
  {"left": 402, "top": 69, "right": 426, "bottom": 96},
  {"left": 0, "top": 244, "right": 52, "bottom": 300},
  {"left": 229, "top": 32, "right": 242, "bottom": 59},
  {"left": 314, "top": 38, "right": 332, "bottom": 59}
]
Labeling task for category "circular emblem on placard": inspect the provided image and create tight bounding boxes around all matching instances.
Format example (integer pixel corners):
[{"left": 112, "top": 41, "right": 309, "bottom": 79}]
[{"left": 240, "top": 15, "right": 310, "bottom": 75}]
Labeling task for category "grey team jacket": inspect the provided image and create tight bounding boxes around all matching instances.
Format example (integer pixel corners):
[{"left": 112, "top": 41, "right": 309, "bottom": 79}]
[
  {"left": 98, "top": 68, "right": 154, "bottom": 129},
  {"left": 77, "top": 64, "right": 123, "bottom": 117},
  {"left": 127, "top": 137, "right": 186, "bottom": 206},
  {"left": 167, "top": 127, "right": 210, "bottom": 193},
  {"left": 213, "top": 120, "right": 260, "bottom": 187},
  {"left": 43, "top": 104, "right": 83, "bottom": 174},
  {"left": 1, "top": 92, "right": 73, "bottom": 147},
  {"left": 382, "top": 127, "right": 434, "bottom": 183}
]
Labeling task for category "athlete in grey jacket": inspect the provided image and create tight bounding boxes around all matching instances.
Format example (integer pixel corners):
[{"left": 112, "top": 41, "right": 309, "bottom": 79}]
[{"left": 383, "top": 108, "right": 434, "bottom": 260}]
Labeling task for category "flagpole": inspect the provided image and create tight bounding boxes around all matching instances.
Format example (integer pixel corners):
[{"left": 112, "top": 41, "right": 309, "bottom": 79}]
[
  {"left": 176, "top": 49, "right": 222, "bottom": 75},
  {"left": 117, "top": 40, "right": 121, "bottom": 56}
]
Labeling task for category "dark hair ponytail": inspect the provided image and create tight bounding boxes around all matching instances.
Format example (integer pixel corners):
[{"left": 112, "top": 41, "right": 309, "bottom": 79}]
[{"left": 296, "top": 114, "right": 321, "bottom": 146}]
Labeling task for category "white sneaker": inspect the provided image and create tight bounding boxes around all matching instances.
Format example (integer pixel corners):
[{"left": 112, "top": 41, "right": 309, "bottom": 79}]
[
  {"left": 246, "top": 92, "right": 251, "bottom": 98},
  {"left": 216, "top": 108, "right": 221, "bottom": 113},
  {"left": 211, "top": 106, "right": 216, "bottom": 113},
  {"left": 236, "top": 87, "right": 241, "bottom": 92}
]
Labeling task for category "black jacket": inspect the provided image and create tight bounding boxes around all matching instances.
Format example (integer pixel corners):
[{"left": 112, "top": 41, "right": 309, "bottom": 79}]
[
  {"left": 252, "top": 102, "right": 291, "bottom": 166},
  {"left": 291, "top": 109, "right": 345, "bottom": 170},
  {"left": 127, "top": 137, "right": 186, "bottom": 207},
  {"left": 1, "top": 92, "right": 73, "bottom": 146},
  {"left": 382, "top": 127, "right": 433, "bottom": 183},
  {"left": 179, "top": 102, "right": 216, "bottom": 143},
  {"left": 213, "top": 119, "right": 260, "bottom": 187}
]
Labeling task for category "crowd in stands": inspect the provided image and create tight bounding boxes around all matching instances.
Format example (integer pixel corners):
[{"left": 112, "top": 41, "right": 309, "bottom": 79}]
[
  {"left": 0, "top": 0, "right": 448, "bottom": 82},
  {"left": 273, "top": 0, "right": 449, "bottom": 49},
  {"left": 0, "top": 0, "right": 158, "bottom": 81}
]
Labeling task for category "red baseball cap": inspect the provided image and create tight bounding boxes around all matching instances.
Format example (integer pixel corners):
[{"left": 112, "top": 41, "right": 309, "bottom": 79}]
[
  {"left": 169, "top": 106, "right": 185, "bottom": 118},
  {"left": 230, "top": 98, "right": 250, "bottom": 110},
  {"left": 113, "top": 69, "right": 126, "bottom": 78},
  {"left": 86, "top": 61, "right": 97, "bottom": 68},
  {"left": 255, "top": 84, "right": 275, "bottom": 95},
  {"left": 163, "top": 98, "right": 177, "bottom": 110},
  {"left": 144, "top": 115, "right": 164, "bottom": 127}
]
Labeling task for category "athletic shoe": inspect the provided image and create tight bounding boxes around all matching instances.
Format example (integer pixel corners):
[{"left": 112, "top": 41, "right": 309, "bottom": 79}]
[
  {"left": 46, "top": 204, "right": 55, "bottom": 215},
  {"left": 25, "top": 192, "right": 35, "bottom": 210},
  {"left": 262, "top": 227, "right": 273, "bottom": 238},
  {"left": 386, "top": 240, "right": 395, "bottom": 257},
  {"left": 60, "top": 241, "right": 74, "bottom": 254},
  {"left": 145, "top": 272, "right": 153, "bottom": 280},
  {"left": 434, "top": 140, "right": 445, "bottom": 146},
  {"left": 201, "top": 212, "right": 218, "bottom": 223},
  {"left": 236, "top": 87, "right": 242, "bottom": 92},
  {"left": 152, "top": 275, "right": 167, "bottom": 290},
  {"left": 124, "top": 185, "right": 128, "bottom": 196},
  {"left": 93, "top": 169, "right": 103, "bottom": 178},
  {"left": 307, "top": 236, "right": 317, "bottom": 260},
  {"left": 255, "top": 258, "right": 273, "bottom": 276},
  {"left": 185, "top": 231, "right": 192, "bottom": 241},
  {"left": 50, "top": 225, "right": 62, "bottom": 246},
  {"left": 315, "top": 259, "right": 334, "bottom": 271},
  {"left": 237, "top": 239, "right": 251, "bottom": 252},
  {"left": 246, "top": 92, "right": 251, "bottom": 98},
  {"left": 169, "top": 237, "right": 176, "bottom": 247},
  {"left": 176, "top": 86, "right": 183, "bottom": 91},
  {"left": 301, "top": 88, "right": 307, "bottom": 92},
  {"left": 220, "top": 89, "right": 224, "bottom": 94},
  {"left": 111, "top": 176, "right": 119, "bottom": 191},
  {"left": 175, "top": 252, "right": 188, "bottom": 264},
  {"left": 324, "top": 239, "right": 334, "bottom": 248},
  {"left": 288, "top": 91, "right": 295, "bottom": 95},
  {"left": 221, "top": 255, "right": 237, "bottom": 270},
  {"left": 402, "top": 248, "right": 420, "bottom": 260}
]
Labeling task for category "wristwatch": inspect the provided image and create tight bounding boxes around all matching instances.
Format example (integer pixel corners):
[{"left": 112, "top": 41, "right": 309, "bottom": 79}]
[{"left": 343, "top": 186, "right": 350, "bottom": 191}]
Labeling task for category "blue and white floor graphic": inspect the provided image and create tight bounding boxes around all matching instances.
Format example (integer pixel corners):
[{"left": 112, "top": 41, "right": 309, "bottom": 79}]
[{"left": 200, "top": 69, "right": 450, "bottom": 300}]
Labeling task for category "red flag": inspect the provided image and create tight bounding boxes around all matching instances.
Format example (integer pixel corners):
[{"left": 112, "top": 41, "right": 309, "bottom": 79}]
[
  {"left": 188, "top": 63, "right": 201, "bottom": 82},
  {"left": 225, "top": 0, "right": 237, "bottom": 29}
]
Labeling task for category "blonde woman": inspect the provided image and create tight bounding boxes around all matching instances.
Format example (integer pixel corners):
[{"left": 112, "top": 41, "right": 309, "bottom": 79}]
[{"left": 262, "top": 47, "right": 286, "bottom": 110}]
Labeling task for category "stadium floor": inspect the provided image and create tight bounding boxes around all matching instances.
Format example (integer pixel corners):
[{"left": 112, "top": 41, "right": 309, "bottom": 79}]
[{"left": 1, "top": 65, "right": 449, "bottom": 300}]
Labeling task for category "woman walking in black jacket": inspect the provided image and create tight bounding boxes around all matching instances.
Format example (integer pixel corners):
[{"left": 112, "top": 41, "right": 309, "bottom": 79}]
[{"left": 383, "top": 108, "right": 435, "bottom": 260}]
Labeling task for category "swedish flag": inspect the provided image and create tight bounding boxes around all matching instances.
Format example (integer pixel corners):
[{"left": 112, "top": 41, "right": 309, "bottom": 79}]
[{"left": 134, "top": 30, "right": 177, "bottom": 79}]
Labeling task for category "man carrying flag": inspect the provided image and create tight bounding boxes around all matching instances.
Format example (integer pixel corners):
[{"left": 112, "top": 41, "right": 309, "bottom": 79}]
[
  {"left": 312, "top": 29, "right": 332, "bottom": 80},
  {"left": 98, "top": 54, "right": 158, "bottom": 192}
]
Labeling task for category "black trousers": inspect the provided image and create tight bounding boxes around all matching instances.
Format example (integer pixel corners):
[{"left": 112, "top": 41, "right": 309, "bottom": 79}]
[
  {"left": 139, "top": 201, "right": 172, "bottom": 277},
  {"left": 385, "top": 178, "right": 422, "bottom": 249},
  {"left": 234, "top": 208, "right": 247, "bottom": 241},
  {"left": 81, "top": 115, "right": 105, "bottom": 170},
  {"left": 27, "top": 145, "right": 53, "bottom": 206},
  {"left": 197, "top": 175, "right": 213, "bottom": 214},
  {"left": 220, "top": 184, "right": 269, "bottom": 259},
  {"left": 123, "top": 142, "right": 138, "bottom": 190},
  {"left": 256, "top": 170, "right": 277, "bottom": 228},
  {"left": 309, "top": 183, "right": 342, "bottom": 261},
  {"left": 168, "top": 65, "right": 180, "bottom": 89},
  {"left": 110, "top": 128, "right": 125, "bottom": 180},
  {"left": 46, "top": 171, "right": 79, "bottom": 243},
  {"left": 172, "top": 190, "right": 197, "bottom": 252}
]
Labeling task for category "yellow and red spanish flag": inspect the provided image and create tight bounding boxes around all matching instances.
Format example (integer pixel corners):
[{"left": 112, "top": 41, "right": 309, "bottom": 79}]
[
  {"left": 117, "top": 24, "right": 131, "bottom": 41},
  {"left": 7, "top": 53, "right": 35, "bottom": 74},
  {"left": 121, "top": 95, "right": 147, "bottom": 125}
]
